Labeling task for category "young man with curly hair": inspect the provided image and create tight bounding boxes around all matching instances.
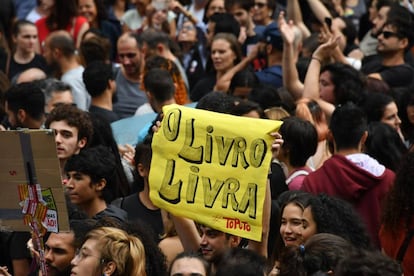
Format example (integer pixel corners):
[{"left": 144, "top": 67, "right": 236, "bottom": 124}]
[{"left": 45, "top": 104, "right": 93, "bottom": 179}]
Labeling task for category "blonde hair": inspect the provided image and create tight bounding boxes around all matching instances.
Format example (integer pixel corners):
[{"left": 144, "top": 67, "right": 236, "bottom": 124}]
[
  {"left": 295, "top": 98, "right": 328, "bottom": 141},
  {"left": 86, "top": 227, "right": 147, "bottom": 276},
  {"left": 264, "top": 107, "right": 290, "bottom": 121}
]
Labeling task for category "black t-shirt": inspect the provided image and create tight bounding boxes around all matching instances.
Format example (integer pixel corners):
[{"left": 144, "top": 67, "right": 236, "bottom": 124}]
[
  {"left": 0, "top": 48, "right": 7, "bottom": 74},
  {"left": 89, "top": 105, "right": 120, "bottom": 123},
  {"left": 362, "top": 56, "right": 414, "bottom": 89},
  {"left": 190, "top": 74, "right": 216, "bottom": 102},
  {"left": 114, "top": 193, "right": 164, "bottom": 242},
  {"left": 269, "top": 161, "right": 288, "bottom": 200},
  {"left": 9, "top": 54, "right": 48, "bottom": 81}
]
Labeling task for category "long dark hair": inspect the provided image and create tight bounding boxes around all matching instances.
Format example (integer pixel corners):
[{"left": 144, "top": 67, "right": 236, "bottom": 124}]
[
  {"left": 212, "top": 32, "right": 243, "bottom": 65},
  {"left": 382, "top": 152, "right": 414, "bottom": 235},
  {"left": 46, "top": 0, "right": 79, "bottom": 31}
]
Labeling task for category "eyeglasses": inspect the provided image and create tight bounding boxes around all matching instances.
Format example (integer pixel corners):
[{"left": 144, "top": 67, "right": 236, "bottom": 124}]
[
  {"left": 118, "top": 53, "right": 137, "bottom": 59},
  {"left": 74, "top": 248, "right": 103, "bottom": 263},
  {"left": 379, "top": 31, "right": 402, "bottom": 39},
  {"left": 181, "top": 25, "right": 195, "bottom": 31},
  {"left": 254, "top": 2, "right": 266, "bottom": 8}
]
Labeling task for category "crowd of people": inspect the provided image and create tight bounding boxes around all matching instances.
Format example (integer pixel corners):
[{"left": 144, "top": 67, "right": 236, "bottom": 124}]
[{"left": 1, "top": 0, "right": 414, "bottom": 275}]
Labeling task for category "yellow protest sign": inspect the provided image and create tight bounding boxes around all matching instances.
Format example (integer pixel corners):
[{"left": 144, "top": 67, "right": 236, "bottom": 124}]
[{"left": 149, "top": 104, "right": 282, "bottom": 241}]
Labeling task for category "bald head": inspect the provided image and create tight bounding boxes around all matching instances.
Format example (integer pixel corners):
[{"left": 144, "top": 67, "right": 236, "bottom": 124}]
[
  {"left": 46, "top": 31, "right": 76, "bottom": 58},
  {"left": 117, "top": 32, "right": 144, "bottom": 79},
  {"left": 16, "top": 68, "right": 47, "bottom": 84}
]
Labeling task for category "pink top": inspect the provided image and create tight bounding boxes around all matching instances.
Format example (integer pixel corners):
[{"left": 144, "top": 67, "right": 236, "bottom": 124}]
[{"left": 286, "top": 167, "right": 313, "bottom": 190}]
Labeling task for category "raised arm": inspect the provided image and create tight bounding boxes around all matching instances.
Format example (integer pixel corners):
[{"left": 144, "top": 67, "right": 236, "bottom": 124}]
[
  {"left": 214, "top": 43, "right": 262, "bottom": 92},
  {"left": 171, "top": 215, "right": 201, "bottom": 252},
  {"left": 279, "top": 12, "right": 304, "bottom": 100},
  {"left": 247, "top": 179, "right": 271, "bottom": 257},
  {"left": 286, "top": 0, "right": 311, "bottom": 39},
  {"left": 170, "top": 0, "right": 199, "bottom": 25},
  {"left": 302, "top": 36, "right": 338, "bottom": 117},
  {"left": 306, "top": 0, "right": 333, "bottom": 24},
  {"left": 248, "top": 132, "right": 283, "bottom": 257}
]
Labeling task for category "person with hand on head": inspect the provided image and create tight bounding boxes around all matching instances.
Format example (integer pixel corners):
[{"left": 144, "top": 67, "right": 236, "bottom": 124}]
[{"left": 191, "top": 33, "right": 243, "bottom": 101}]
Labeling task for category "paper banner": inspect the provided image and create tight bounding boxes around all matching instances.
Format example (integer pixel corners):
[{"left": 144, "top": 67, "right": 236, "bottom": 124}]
[{"left": 149, "top": 104, "right": 282, "bottom": 241}]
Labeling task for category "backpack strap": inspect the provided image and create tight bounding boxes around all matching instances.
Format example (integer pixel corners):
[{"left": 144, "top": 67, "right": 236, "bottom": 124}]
[{"left": 396, "top": 229, "right": 414, "bottom": 263}]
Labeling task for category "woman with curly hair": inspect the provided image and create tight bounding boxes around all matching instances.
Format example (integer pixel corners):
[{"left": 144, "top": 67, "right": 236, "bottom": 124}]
[
  {"left": 301, "top": 194, "right": 373, "bottom": 250},
  {"left": 278, "top": 233, "right": 357, "bottom": 276},
  {"left": 380, "top": 152, "right": 414, "bottom": 276},
  {"left": 71, "top": 226, "right": 147, "bottom": 276}
]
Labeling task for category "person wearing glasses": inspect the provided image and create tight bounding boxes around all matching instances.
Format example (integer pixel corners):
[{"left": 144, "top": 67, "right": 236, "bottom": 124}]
[
  {"left": 251, "top": 0, "right": 276, "bottom": 27},
  {"left": 113, "top": 32, "right": 147, "bottom": 118},
  {"left": 361, "top": 4, "right": 414, "bottom": 91},
  {"left": 71, "top": 227, "right": 147, "bottom": 276}
]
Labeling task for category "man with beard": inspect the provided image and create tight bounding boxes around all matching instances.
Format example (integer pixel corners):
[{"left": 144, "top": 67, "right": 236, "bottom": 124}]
[
  {"left": 43, "top": 232, "right": 76, "bottom": 276},
  {"left": 113, "top": 32, "right": 147, "bottom": 118},
  {"left": 360, "top": 0, "right": 395, "bottom": 61},
  {"left": 1, "top": 81, "right": 45, "bottom": 276},
  {"left": 3, "top": 81, "right": 45, "bottom": 129},
  {"left": 82, "top": 61, "right": 119, "bottom": 123},
  {"left": 42, "top": 31, "right": 90, "bottom": 111},
  {"left": 362, "top": 4, "right": 414, "bottom": 92}
]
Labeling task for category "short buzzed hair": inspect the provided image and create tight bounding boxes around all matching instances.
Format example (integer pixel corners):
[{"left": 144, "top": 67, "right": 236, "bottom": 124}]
[
  {"left": 48, "top": 31, "right": 76, "bottom": 58},
  {"left": 41, "top": 78, "right": 72, "bottom": 103},
  {"left": 5, "top": 82, "right": 45, "bottom": 120},
  {"left": 143, "top": 68, "right": 175, "bottom": 102},
  {"left": 329, "top": 102, "right": 367, "bottom": 151},
  {"left": 83, "top": 61, "right": 113, "bottom": 97}
]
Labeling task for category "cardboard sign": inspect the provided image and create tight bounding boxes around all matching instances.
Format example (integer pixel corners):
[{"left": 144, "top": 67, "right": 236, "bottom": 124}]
[
  {"left": 149, "top": 104, "right": 282, "bottom": 241},
  {"left": 0, "top": 130, "right": 69, "bottom": 232}
]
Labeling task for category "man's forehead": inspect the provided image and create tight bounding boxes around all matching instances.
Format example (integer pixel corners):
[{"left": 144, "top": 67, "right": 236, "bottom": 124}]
[
  {"left": 383, "top": 24, "right": 398, "bottom": 32},
  {"left": 118, "top": 36, "right": 138, "bottom": 49},
  {"left": 200, "top": 225, "right": 223, "bottom": 234},
  {"left": 379, "top": 6, "right": 390, "bottom": 16},
  {"left": 47, "top": 232, "right": 75, "bottom": 247},
  {"left": 50, "top": 121, "right": 79, "bottom": 132}
]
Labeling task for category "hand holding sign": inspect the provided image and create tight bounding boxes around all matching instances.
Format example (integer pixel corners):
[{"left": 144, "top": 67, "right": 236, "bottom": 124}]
[{"left": 149, "top": 104, "right": 282, "bottom": 241}]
